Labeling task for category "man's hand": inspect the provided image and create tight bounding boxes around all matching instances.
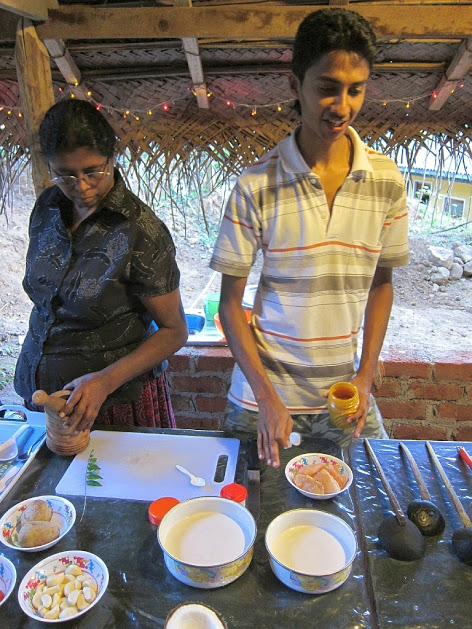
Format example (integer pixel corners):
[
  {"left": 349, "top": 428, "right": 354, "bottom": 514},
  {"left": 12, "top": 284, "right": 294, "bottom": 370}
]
[
  {"left": 344, "top": 374, "right": 372, "bottom": 439},
  {"left": 256, "top": 396, "right": 293, "bottom": 468}
]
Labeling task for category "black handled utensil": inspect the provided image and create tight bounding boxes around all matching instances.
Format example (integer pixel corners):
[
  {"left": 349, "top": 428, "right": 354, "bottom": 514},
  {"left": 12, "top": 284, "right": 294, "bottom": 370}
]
[
  {"left": 365, "top": 439, "right": 425, "bottom": 561},
  {"left": 399, "top": 442, "right": 445, "bottom": 536},
  {"left": 246, "top": 438, "right": 260, "bottom": 520},
  {"left": 426, "top": 441, "right": 472, "bottom": 564}
]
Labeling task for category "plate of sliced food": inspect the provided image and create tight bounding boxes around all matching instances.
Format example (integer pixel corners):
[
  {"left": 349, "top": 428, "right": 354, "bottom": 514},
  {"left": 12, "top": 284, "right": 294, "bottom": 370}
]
[{"left": 285, "top": 453, "right": 353, "bottom": 500}]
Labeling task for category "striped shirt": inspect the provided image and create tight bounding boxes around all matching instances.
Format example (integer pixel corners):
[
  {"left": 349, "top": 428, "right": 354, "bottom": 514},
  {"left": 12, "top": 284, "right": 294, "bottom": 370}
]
[{"left": 210, "top": 127, "right": 409, "bottom": 413}]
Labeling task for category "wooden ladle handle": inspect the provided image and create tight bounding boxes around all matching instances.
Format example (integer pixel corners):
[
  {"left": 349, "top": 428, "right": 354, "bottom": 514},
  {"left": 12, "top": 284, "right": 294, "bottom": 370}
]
[
  {"left": 399, "top": 442, "right": 432, "bottom": 501},
  {"left": 32, "top": 389, "right": 69, "bottom": 415},
  {"left": 426, "top": 441, "right": 472, "bottom": 528},
  {"left": 365, "top": 439, "right": 407, "bottom": 526}
]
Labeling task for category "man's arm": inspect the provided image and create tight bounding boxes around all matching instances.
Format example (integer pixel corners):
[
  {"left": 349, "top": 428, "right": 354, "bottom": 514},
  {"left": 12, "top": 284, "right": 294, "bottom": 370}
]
[
  {"left": 219, "top": 274, "right": 292, "bottom": 468},
  {"left": 349, "top": 265, "right": 394, "bottom": 438}
]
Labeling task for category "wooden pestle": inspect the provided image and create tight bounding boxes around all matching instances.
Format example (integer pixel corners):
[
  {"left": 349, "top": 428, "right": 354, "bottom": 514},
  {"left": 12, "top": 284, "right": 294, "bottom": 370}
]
[
  {"left": 33, "top": 389, "right": 89, "bottom": 455},
  {"left": 32, "top": 389, "right": 69, "bottom": 420}
]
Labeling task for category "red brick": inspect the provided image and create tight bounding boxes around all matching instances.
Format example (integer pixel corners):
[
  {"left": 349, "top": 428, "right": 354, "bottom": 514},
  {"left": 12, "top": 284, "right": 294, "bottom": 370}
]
[
  {"left": 382, "top": 358, "right": 431, "bottom": 379},
  {"left": 169, "top": 395, "right": 194, "bottom": 413},
  {"left": 407, "top": 382, "right": 463, "bottom": 401},
  {"left": 376, "top": 399, "right": 427, "bottom": 420},
  {"left": 392, "top": 424, "right": 447, "bottom": 440},
  {"left": 175, "top": 416, "right": 220, "bottom": 430},
  {"left": 168, "top": 353, "right": 193, "bottom": 372},
  {"left": 197, "top": 349, "right": 235, "bottom": 372},
  {"left": 434, "top": 355, "right": 472, "bottom": 382},
  {"left": 436, "top": 403, "right": 472, "bottom": 421},
  {"left": 374, "top": 379, "right": 402, "bottom": 398},
  {"left": 195, "top": 395, "right": 228, "bottom": 413},
  {"left": 171, "top": 375, "right": 225, "bottom": 395},
  {"left": 454, "top": 427, "right": 472, "bottom": 441},
  {"left": 466, "top": 385, "right": 472, "bottom": 401}
]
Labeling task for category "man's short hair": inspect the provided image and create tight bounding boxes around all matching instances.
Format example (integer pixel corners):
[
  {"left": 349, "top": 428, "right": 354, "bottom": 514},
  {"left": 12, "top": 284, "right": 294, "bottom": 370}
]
[{"left": 292, "top": 8, "right": 377, "bottom": 83}]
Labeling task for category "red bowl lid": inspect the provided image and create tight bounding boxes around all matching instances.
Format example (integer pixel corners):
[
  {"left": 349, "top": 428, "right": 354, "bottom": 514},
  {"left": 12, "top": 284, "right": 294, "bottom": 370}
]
[
  {"left": 220, "top": 482, "right": 247, "bottom": 503},
  {"left": 148, "top": 497, "right": 180, "bottom": 525}
]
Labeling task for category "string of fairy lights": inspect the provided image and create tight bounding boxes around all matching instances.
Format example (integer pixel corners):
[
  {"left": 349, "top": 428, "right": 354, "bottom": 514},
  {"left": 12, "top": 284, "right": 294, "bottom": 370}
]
[{"left": 0, "top": 81, "right": 466, "bottom": 122}]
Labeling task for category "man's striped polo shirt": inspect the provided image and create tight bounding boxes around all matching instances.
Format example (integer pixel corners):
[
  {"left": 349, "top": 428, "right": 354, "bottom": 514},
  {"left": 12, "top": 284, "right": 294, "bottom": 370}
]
[{"left": 210, "top": 126, "right": 409, "bottom": 414}]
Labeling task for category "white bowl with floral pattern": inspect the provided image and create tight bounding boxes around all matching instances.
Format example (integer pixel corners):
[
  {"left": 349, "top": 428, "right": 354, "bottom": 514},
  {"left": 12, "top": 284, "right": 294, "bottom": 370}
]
[
  {"left": 265, "top": 509, "right": 357, "bottom": 593},
  {"left": 18, "top": 550, "right": 108, "bottom": 622},
  {"left": 0, "top": 495, "right": 76, "bottom": 552},
  {"left": 0, "top": 554, "right": 16, "bottom": 607},
  {"left": 285, "top": 453, "right": 353, "bottom": 500}
]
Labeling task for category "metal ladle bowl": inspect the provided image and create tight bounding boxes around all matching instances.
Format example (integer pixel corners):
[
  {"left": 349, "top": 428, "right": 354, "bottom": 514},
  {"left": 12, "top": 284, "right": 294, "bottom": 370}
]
[
  {"left": 399, "top": 442, "right": 445, "bottom": 536},
  {"left": 426, "top": 441, "right": 472, "bottom": 565},
  {"left": 365, "top": 439, "right": 425, "bottom": 561}
]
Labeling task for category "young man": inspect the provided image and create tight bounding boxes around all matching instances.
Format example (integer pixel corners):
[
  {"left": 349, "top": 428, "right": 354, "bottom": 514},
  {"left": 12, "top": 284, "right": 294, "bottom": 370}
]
[{"left": 210, "top": 9, "right": 409, "bottom": 468}]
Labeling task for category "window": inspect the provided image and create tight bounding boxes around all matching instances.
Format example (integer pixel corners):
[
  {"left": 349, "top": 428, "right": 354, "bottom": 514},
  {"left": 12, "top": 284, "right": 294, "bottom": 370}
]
[
  {"left": 413, "top": 181, "right": 432, "bottom": 205},
  {"left": 443, "top": 196, "right": 464, "bottom": 218}
]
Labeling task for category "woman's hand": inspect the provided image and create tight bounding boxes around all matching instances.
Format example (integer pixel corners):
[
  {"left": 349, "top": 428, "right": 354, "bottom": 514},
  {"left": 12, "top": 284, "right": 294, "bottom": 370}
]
[{"left": 60, "top": 372, "right": 112, "bottom": 432}]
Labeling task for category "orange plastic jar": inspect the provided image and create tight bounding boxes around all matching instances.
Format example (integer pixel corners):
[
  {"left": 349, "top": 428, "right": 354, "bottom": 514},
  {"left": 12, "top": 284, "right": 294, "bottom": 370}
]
[{"left": 327, "top": 382, "right": 360, "bottom": 430}]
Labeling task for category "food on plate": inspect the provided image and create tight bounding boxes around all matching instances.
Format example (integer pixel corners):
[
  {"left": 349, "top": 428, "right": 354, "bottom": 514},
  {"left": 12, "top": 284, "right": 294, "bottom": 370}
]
[
  {"left": 18, "top": 520, "right": 60, "bottom": 548},
  {"left": 17, "top": 499, "right": 53, "bottom": 531},
  {"left": 293, "top": 462, "right": 347, "bottom": 495},
  {"left": 15, "top": 498, "right": 61, "bottom": 548},
  {"left": 30, "top": 564, "right": 98, "bottom": 620}
]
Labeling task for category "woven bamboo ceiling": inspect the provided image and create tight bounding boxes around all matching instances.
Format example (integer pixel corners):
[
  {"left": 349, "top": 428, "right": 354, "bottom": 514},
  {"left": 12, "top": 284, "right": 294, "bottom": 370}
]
[{"left": 1, "top": 0, "right": 472, "bottom": 190}]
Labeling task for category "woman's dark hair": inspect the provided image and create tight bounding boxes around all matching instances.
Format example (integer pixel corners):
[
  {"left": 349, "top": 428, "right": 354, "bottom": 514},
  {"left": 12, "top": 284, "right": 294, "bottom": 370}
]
[
  {"left": 39, "top": 99, "right": 117, "bottom": 159},
  {"left": 292, "top": 8, "right": 377, "bottom": 83}
]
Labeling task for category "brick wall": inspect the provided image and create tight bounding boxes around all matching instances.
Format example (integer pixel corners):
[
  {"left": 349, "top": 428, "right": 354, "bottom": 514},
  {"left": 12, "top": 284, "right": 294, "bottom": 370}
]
[{"left": 167, "top": 346, "right": 472, "bottom": 440}]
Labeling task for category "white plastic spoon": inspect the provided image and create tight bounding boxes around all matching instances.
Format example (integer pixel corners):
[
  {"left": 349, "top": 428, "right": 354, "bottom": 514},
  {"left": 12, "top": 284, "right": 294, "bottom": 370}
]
[
  {"left": 175, "top": 464, "right": 206, "bottom": 487},
  {"left": 0, "top": 424, "right": 29, "bottom": 462}
]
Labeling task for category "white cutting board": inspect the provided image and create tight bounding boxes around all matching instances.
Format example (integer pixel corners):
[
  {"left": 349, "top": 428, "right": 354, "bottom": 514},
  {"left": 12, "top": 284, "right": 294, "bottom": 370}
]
[{"left": 55, "top": 431, "right": 240, "bottom": 502}]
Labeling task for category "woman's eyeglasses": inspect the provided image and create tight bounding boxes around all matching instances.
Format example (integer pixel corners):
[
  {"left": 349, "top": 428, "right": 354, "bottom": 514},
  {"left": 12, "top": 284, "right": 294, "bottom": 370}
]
[{"left": 49, "top": 161, "right": 112, "bottom": 187}]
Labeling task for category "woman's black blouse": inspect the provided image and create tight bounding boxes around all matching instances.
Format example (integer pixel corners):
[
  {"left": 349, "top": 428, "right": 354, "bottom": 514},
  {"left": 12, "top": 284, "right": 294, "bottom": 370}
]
[{"left": 14, "top": 171, "right": 180, "bottom": 406}]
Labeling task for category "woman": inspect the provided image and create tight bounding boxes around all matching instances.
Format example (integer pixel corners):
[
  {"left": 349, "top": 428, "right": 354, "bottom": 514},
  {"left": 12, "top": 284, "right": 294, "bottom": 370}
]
[{"left": 14, "top": 99, "right": 188, "bottom": 432}]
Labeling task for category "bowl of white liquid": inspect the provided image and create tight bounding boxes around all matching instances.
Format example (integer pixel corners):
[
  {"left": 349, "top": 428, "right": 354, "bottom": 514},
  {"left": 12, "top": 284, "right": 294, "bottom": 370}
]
[
  {"left": 265, "top": 509, "right": 357, "bottom": 594},
  {"left": 157, "top": 496, "right": 256, "bottom": 589}
]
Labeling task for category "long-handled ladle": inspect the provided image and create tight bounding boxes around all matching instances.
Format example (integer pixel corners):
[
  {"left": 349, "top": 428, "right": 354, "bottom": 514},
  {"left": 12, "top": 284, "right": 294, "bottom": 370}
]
[
  {"left": 365, "top": 439, "right": 425, "bottom": 561},
  {"left": 399, "top": 442, "right": 446, "bottom": 536},
  {"left": 426, "top": 441, "right": 472, "bottom": 565}
]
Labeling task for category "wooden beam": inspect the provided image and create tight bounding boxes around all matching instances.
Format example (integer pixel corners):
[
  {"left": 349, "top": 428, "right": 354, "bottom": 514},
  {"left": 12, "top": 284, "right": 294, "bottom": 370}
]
[
  {"left": 15, "top": 18, "right": 55, "bottom": 195},
  {"left": 0, "top": 61, "right": 449, "bottom": 83},
  {"left": 429, "top": 37, "right": 472, "bottom": 110},
  {"left": 174, "top": 0, "right": 208, "bottom": 109},
  {"left": 43, "top": 38, "right": 88, "bottom": 99},
  {"left": 36, "top": 4, "right": 472, "bottom": 41},
  {"left": 0, "top": 0, "right": 57, "bottom": 22}
]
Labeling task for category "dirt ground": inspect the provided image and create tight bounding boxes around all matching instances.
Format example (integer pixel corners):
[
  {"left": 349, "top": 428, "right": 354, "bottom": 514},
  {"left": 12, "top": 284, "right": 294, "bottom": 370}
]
[{"left": 1, "top": 188, "right": 472, "bottom": 402}]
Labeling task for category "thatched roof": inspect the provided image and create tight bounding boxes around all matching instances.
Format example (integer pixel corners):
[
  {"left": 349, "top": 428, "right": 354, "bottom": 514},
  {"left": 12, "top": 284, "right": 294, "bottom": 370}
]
[{"left": 1, "top": 1, "right": 472, "bottom": 208}]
